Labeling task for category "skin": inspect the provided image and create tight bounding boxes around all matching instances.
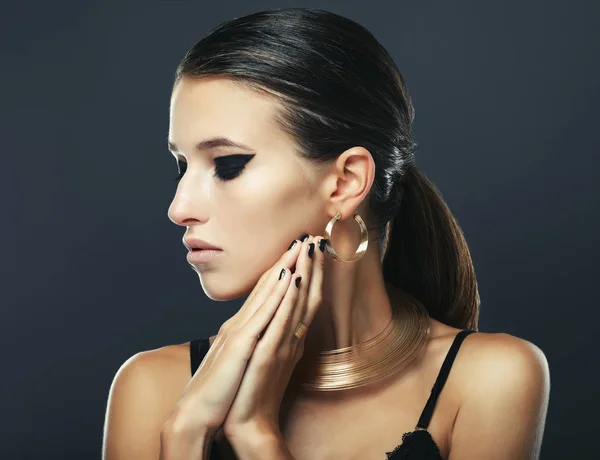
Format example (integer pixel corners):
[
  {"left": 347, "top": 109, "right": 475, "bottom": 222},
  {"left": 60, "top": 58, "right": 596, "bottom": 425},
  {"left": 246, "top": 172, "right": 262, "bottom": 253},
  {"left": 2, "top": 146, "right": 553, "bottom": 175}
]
[
  {"left": 102, "top": 76, "right": 550, "bottom": 460},
  {"left": 166, "top": 76, "right": 395, "bottom": 357}
]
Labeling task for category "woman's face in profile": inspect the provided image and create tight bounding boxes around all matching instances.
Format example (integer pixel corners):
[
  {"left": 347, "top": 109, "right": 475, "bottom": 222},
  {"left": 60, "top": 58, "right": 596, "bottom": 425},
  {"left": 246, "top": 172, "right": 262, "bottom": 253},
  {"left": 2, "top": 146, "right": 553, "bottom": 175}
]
[{"left": 167, "top": 76, "right": 325, "bottom": 301}]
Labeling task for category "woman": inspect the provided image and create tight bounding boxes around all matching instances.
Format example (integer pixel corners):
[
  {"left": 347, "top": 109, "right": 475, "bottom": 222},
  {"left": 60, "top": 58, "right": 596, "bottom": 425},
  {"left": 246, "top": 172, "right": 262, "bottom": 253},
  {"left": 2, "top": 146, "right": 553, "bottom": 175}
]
[{"left": 103, "top": 8, "right": 550, "bottom": 460}]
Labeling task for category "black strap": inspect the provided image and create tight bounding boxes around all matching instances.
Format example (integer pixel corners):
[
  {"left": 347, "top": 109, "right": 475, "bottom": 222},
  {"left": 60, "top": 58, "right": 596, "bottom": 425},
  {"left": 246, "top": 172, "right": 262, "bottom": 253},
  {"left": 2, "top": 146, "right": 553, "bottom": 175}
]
[
  {"left": 190, "top": 337, "right": 210, "bottom": 376},
  {"left": 416, "top": 329, "right": 476, "bottom": 429}
]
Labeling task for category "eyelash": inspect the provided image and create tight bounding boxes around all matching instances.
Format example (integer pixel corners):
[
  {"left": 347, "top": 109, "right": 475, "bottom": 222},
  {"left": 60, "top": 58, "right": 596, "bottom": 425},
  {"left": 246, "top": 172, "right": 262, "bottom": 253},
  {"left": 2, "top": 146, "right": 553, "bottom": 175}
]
[{"left": 172, "top": 154, "right": 253, "bottom": 183}]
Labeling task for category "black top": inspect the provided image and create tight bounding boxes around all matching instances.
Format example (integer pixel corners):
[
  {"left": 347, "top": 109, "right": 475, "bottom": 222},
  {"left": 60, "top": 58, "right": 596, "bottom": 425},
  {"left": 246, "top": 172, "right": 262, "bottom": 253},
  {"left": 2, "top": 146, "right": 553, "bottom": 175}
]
[{"left": 190, "top": 329, "right": 476, "bottom": 460}]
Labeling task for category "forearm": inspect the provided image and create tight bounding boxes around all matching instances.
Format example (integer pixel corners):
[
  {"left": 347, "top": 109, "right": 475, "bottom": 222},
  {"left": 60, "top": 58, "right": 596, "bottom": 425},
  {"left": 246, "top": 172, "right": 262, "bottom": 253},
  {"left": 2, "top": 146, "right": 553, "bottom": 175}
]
[{"left": 159, "top": 420, "right": 215, "bottom": 460}]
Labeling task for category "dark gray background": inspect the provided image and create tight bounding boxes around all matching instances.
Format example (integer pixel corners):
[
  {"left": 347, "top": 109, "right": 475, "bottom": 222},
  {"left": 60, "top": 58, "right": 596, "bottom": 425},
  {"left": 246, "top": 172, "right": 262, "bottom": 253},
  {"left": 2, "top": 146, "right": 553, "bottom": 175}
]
[{"left": 1, "top": 1, "right": 598, "bottom": 458}]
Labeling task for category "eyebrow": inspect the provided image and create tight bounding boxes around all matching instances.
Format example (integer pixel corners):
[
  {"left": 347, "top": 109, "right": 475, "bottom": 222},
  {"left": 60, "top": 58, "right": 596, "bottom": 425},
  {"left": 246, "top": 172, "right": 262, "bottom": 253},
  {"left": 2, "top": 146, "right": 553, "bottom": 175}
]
[{"left": 167, "top": 136, "right": 256, "bottom": 154}]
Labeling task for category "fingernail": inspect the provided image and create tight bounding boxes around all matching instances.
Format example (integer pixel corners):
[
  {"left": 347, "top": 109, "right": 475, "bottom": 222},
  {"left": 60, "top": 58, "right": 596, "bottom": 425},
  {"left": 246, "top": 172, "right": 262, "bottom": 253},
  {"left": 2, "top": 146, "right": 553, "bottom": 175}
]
[
  {"left": 308, "top": 242, "right": 315, "bottom": 259},
  {"left": 279, "top": 268, "right": 286, "bottom": 280},
  {"left": 300, "top": 233, "right": 310, "bottom": 242},
  {"left": 295, "top": 276, "right": 302, "bottom": 288},
  {"left": 318, "top": 238, "right": 326, "bottom": 253},
  {"left": 288, "top": 240, "right": 298, "bottom": 250}
]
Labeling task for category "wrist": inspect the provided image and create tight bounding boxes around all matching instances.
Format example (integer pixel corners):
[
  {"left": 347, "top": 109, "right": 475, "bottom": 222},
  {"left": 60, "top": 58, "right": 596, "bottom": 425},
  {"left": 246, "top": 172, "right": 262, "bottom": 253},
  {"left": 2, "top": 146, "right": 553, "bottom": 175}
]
[
  {"left": 160, "top": 418, "right": 216, "bottom": 460},
  {"left": 227, "top": 423, "right": 289, "bottom": 460}
]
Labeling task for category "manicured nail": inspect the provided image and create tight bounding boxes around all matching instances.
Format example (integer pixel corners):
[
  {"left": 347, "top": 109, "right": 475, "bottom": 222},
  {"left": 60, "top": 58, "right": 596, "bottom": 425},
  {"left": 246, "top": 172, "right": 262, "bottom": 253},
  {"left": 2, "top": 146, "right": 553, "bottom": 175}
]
[
  {"left": 300, "top": 233, "right": 310, "bottom": 242},
  {"left": 295, "top": 276, "right": 302, "bottom": 287},
  {"left": 279, "top": 268, "right": 286, "bottom": 280},
  {"left": 308, "top": 242, "right": 315, "bottom": 259},
  {"left": 288, "top": 240, "right": 298, "bottom": 250},
  {"left": 318, "top": 238, "right": 326, "bottom": 252}
]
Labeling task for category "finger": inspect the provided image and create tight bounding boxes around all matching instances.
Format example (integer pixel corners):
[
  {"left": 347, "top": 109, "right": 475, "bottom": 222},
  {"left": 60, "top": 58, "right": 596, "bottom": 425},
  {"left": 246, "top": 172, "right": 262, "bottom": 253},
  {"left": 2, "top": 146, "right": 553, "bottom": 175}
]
[
  {"left": 262, "top": 236, "right": 315, "bottom": 348},
  {"left": 203, "top": 240, "right": 302, "bottom": 368},
  {"left": 298, "top": 235, "right": 325, "bottom": 328},
  {"left": 241, "top": 266, "right": 295, "bottom": 342},
  {"left": 291, "top": 236, "right": 316, "bottom": 329},
  {"left": 246, "top": 239, "right": 299, "bottom": 302},
  {"left": 240, "top": 239, "right": 302, "bottom": 320},
  {"left": 200, "top": 240, "right": 301, "bottom": 369}
]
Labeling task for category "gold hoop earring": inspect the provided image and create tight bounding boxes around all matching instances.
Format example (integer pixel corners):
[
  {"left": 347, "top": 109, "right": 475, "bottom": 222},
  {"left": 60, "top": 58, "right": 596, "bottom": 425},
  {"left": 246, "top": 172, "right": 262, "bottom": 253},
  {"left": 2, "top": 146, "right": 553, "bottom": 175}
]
[{"left": 324, "top": 212, "right": 368, "bottom": 263}]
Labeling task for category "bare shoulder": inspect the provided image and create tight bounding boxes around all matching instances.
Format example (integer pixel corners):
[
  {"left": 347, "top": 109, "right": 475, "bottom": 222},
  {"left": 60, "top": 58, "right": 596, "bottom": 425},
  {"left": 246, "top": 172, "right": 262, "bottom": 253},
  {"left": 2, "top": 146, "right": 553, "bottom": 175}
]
[
  {"left": 102, "top": 342, "right": 194, "bottom": 459},
  {"left": 428, "top": 318, "right": 549, "bottom": 376},
  {"left": 140, "top": 341, "right": 195, "bottom": 398},
  {"left": 425, "top": 320, "right": 550, "bottom": 457},
  {"left": 449, "top": 326, "right": 550, "bottom": 388},
  {"left": 105, "top": 341, "right": 192, "bottom": 420},
  {"left": 426, "top": 319, "right": 550, "bottom": 411},
  {"left": 438, "top": 327, "right": 551, "bottom": 457},
  {"left": 118, "top": 341, "right": 192, "bottom": 390}
]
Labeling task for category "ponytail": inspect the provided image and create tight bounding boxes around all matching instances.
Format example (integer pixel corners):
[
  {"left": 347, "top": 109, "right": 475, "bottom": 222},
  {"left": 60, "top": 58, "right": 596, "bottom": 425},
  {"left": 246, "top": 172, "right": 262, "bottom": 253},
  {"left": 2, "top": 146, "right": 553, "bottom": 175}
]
[
  {"left": 382, "top": 165, "right": 480, "bottom": 330},
  {"left": 175, "top": 8, "right": 480, "bottom": 329}
]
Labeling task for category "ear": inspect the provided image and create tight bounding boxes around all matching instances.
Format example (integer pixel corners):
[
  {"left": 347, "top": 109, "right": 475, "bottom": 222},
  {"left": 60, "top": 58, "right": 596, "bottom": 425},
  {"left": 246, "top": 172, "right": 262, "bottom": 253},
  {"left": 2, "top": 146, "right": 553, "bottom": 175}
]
[{"left": 320, "top": 146, "right": 376, "bottom": 219}]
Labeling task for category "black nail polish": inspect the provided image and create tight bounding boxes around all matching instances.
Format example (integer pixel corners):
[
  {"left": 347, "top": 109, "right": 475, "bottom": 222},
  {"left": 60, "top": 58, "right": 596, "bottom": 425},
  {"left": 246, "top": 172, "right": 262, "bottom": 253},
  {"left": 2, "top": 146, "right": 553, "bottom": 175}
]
[
  {"left": 279, "top": 268, "right": 286, "bottom": 280},
  {"left": 318, "top": 238, "right": 326, "bottom": 253},
  {"left": 300, "top": 233, "right": 310, "bottom": 242},
  {"left": 308, "top": 242, "right": 315, "bottom": 259},
  {"left": 295, "top": 276, "right": 302, "bottom": 287},
  {"left": 288, "top": 240, "right": 298, "bottom": 250}
]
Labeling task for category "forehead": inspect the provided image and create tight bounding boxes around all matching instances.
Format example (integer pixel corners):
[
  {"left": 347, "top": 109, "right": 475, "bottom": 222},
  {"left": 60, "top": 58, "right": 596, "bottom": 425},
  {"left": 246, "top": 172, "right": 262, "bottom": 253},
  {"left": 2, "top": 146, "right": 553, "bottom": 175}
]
[{"left": 168, "top": 77, "right": 283, "bottom": 152}]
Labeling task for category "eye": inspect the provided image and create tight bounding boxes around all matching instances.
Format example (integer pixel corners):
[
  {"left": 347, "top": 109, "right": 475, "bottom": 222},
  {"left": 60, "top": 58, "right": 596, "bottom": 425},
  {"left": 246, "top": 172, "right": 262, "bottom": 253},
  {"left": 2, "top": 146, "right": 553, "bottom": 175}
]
[{"left": 172, "top": 154, "right": 255, "bottom": 183}]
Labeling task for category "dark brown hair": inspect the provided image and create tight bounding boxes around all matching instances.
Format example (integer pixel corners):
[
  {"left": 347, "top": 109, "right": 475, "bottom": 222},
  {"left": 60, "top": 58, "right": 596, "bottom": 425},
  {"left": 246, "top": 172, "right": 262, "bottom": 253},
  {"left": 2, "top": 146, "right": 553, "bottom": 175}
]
[{"left": 173, "top": 7, "right": 479, "bottom": 330}]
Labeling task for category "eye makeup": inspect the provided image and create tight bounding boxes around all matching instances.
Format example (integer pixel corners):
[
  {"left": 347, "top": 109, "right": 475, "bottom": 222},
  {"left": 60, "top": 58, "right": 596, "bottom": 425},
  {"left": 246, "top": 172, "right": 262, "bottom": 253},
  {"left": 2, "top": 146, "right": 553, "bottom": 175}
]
[{"left": 172, "top": 153, "right": 256, "bottom": 183}]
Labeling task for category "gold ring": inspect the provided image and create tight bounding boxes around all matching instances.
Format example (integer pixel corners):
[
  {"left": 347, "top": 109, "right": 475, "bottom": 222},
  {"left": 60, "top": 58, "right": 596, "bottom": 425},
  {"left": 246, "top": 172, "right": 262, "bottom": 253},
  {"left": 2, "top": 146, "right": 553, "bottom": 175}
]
[{"left": 294, "top": 322, "right": 308, "bottom": 339}]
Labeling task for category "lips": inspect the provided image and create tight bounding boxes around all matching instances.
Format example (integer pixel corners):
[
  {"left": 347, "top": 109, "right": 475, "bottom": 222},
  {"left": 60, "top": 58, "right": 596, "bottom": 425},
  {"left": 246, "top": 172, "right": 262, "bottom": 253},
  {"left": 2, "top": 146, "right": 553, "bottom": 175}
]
[
  {"left": 183, "top": 236, "right": 222, "bottom": 251},
  {"left": 186, "top": 247, "right": 223, "bottom": 265}
]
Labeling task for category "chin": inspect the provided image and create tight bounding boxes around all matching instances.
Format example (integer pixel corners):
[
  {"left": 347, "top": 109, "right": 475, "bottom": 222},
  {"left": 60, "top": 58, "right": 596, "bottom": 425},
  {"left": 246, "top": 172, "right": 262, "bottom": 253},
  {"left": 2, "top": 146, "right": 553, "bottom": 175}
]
[{"left": 198, "top": 277, "right": 252, "bottom": 302}]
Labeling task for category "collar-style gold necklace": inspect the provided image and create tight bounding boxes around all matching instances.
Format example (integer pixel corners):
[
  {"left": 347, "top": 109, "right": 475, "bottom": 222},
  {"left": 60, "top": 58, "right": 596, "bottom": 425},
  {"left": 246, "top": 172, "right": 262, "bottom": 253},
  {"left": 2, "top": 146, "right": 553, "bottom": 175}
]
[{"left": 299, "top": 283, "right": 432, "bottom": 391}]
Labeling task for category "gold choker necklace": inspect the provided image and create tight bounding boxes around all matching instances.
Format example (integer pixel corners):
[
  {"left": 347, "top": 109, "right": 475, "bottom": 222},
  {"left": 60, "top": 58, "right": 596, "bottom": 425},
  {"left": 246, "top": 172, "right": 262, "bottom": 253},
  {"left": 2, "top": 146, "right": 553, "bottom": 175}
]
[{"left": 299, "top": 283, "right": 432, "bottom": 391}]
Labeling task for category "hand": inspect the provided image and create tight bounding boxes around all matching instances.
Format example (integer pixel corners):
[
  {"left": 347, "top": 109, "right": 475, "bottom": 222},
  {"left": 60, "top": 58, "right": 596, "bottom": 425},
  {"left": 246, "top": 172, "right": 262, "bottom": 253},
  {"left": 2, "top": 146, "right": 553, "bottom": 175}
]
[
  {"left": 221, "top": 235, "right": 326, "bottom": 442},
  {"left": 163, "top": 234, "right": 325, "bottom": 444}
]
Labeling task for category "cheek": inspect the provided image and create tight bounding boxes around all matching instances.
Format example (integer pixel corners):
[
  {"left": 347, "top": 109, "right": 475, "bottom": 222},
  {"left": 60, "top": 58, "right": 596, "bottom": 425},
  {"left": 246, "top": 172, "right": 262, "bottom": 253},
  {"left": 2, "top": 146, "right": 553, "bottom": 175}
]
[
  {"left": 225, "top": 168, "right": 306, "bottom": 237},
  {"left": 203, "top": 169, "right": 312, "bottom": 298},
  {"left": 232, "top": 183, "right": 304, "bottom": 268},
  {"left": 242, "top": 177, "right": 309, "bottom": 243}
]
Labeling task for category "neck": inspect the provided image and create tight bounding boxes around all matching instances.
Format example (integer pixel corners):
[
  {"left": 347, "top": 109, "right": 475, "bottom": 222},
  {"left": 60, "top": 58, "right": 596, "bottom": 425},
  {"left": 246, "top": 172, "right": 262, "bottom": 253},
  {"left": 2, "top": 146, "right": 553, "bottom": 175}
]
[{"left": 291, "top": 241, "right": 393, "bottom": 378}]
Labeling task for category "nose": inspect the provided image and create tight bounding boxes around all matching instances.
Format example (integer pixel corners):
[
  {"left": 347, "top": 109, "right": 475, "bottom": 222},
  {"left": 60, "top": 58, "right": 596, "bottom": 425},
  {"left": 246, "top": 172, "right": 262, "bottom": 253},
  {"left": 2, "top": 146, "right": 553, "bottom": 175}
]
[{"left": 167, "top": 178, "right": 209, "bottom": 226}]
